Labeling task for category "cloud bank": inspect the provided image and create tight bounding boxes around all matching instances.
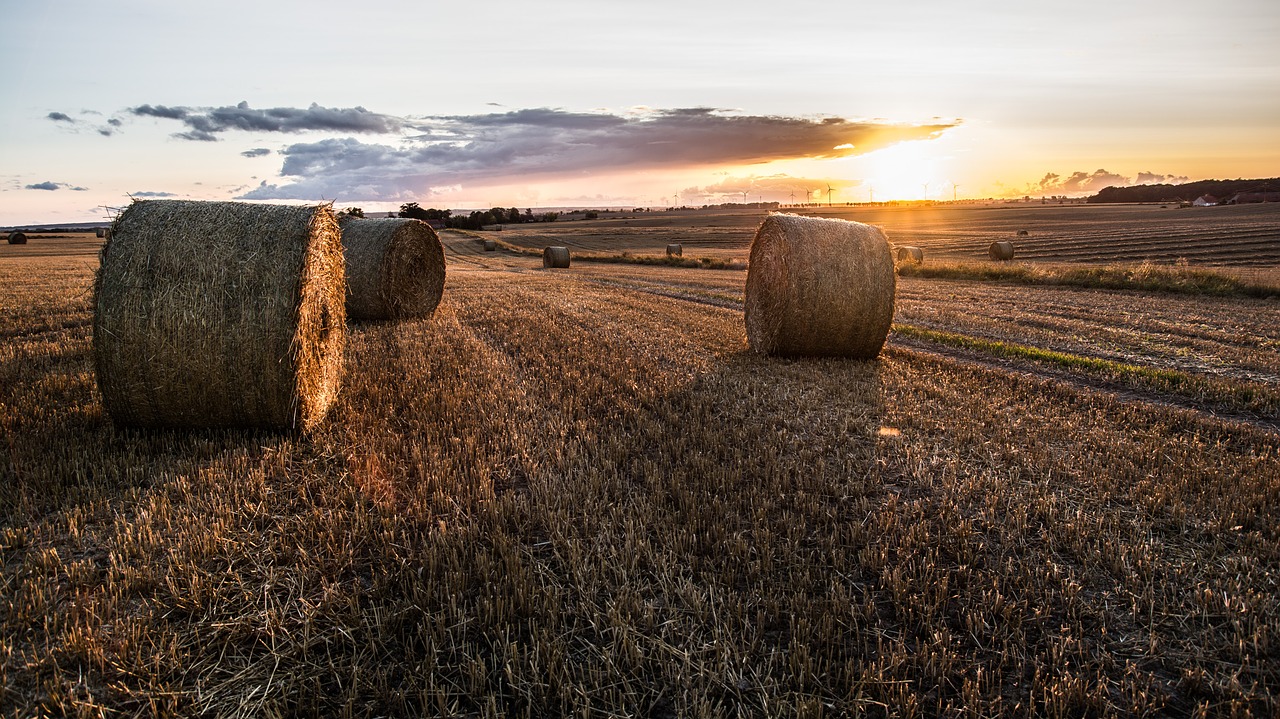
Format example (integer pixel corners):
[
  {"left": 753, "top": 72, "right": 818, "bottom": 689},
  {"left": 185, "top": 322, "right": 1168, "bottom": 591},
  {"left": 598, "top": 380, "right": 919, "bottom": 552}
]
[
  {"left": 1029, "top": 169, "right": 1190, "bottom": 196},
  {"left": 215, "top": 106, "right": 958, "bottom": 201}
]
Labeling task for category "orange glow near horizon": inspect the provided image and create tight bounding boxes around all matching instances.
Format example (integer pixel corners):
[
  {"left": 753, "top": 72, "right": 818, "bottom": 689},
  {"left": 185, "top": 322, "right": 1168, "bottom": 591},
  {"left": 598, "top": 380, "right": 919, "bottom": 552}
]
[{"left": 856, "top": 142, "right": 948, "bottom": 201}]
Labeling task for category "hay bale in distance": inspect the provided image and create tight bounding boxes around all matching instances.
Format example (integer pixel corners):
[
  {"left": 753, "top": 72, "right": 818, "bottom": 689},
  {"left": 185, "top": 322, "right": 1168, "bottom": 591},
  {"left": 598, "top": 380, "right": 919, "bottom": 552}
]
[
  {"left": 1016, "top": 229, "right": 1029, "bottom": 236},
  {"left": 896, "top": 245, "right": 924, "bottom": 264},
  {"left": 483, "top": 239, "right": 497, "bottom": 252},
  {"left": 340, "top": 217, "right": 445, "bottom": 321},
  {"left": 744, "top": 213, "right": 895, "bottom": 358},
  {"left": 95, "top": 228, "right": 107, "bottom": 238},
  {"left": 543, "top": 246, "right": 571, "bottom": 268},
  {"left": 989, "top": 241, "right": 1015, "bottom": 261},
  {"left": 7, "top": 231, "right": 27, "bottom": 245},
  {"left": 666, "top": 243, "right": 683, "bottom": 257},
  {"left": 93, "top": 200, "right": 346, "bottom": 431}
]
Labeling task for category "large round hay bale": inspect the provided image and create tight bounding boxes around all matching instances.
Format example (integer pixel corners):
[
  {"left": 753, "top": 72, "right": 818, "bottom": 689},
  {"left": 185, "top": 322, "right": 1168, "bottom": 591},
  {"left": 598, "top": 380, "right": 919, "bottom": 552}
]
[
  {"left": 988, "top": 241, "right": 1015, "bottom": 261},
  {"left": 896, "top": 246, "right": 924, "bottom": 264},
  {"left": 543, "top": 246, "right": 571, "bottom": 268},
  {"left": 93, "top": 200, "right": 346, "bottom": 431},
  {"left": 7, "top": 231, "right": 27, "bottom": 245},
  {"left": 666, "top": 243, "right": 683, "bottom": 257},
  {"left": 95, "top": 228, "right": 106, "bottom": 238},
  {"left": 483, "top": 239, "right": 497, "bottom": 252},
  {"left": 744, "top": 213, "right": 895, "bottom": 358},
  {"left": 340, "top": 217, "right": 445, "bottom": 321}
]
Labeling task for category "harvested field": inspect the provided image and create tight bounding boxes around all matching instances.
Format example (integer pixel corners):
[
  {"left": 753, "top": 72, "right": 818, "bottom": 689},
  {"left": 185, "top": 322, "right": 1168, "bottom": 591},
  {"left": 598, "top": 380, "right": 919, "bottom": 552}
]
[
  {"left": 488, "top": 202, "right": 1280, "bottom": 269},
  {"left": 2, "top": 220, "right": 1278, "bottom": 716}
]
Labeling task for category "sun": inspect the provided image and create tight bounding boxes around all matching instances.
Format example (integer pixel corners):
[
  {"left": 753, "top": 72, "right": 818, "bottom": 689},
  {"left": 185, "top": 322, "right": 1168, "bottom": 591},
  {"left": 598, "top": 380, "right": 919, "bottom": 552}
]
[{"left": 857, "top": 141, "right": 944, "bottom": 201}]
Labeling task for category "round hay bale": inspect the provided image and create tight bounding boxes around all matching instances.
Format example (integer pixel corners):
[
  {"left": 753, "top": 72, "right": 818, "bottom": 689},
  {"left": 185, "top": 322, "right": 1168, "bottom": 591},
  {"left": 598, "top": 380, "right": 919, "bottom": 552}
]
[
  {"left": 7, "top": 231, "right": 27, "bottom": 245},
  {"left": 896, "top": 246, "right": 924, "bottom": 264},
  {"left": 483, "top": 239, "right": 497, "bottom": 252},
  {"left": 744, "top": 213, "right": 895, "bottom": 358},
  {"left": 988, "top": 241, "right": 1015, "bottom": 261},
  {"left": 666, "top": 243, "right": 683, "bottom": 257},
  {"left": 340, "top": 217, "right": 445, "bottom": 321},
  {"left": 1016, "top": 229, "right": 1029, "bottom": 236},
  {"left": 93, "top": 200, "right": 346, "bottom": 431},
  {"left": 95, "top": 228, "right": 107, "bottom": 238},
  {"left": 543, "top": 246, "right": 571, "bottom": 269}
]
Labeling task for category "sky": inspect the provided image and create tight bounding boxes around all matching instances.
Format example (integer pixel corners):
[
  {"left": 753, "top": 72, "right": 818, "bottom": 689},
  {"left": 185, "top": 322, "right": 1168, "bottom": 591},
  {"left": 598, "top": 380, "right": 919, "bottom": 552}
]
[{"left": 1, "top": 0, "right": 1277, "bottom": 225}]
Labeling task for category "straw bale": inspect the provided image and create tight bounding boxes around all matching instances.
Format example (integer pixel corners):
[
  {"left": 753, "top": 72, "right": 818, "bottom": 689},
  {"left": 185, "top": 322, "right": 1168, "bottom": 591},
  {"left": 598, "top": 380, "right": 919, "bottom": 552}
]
[
  {"left": 989, "top": 241, "right": 1015, "bottom": 261},
  {"left": 340, "top": 217, "right": 445, "bottom": 321},
  {"left": 1017, "top": 229, "right": 1029, "bottom": 236},
  {"left": 95, "top": 228, "right": 106, "bottom": 238},
  {"left": 93, "top": 200, "right": 346, "bottom": 431},
  {"left": 744, "top": 213, "right": 895, "bottom": 358},
  {"left": 543, "top": 246, "right": 571, "bottom": 268},
  {"left": 7, "top": 231, "right": 27, "bottom": 245},
  {"left": 666, "top": 243, "right": 682, "bottom": 257},
  {"left": 896, "top": 246, "right": 924, "bottom": 264},
  {"left": 483, "top": 239, "right": 497, "bottom": 252}
]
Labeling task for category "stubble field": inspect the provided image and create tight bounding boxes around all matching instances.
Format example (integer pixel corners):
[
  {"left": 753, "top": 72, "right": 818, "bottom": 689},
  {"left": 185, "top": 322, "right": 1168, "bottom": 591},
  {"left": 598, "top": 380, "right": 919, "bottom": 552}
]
[{"left": 2, "top": 204, "right": 1278, "bottom": 717}]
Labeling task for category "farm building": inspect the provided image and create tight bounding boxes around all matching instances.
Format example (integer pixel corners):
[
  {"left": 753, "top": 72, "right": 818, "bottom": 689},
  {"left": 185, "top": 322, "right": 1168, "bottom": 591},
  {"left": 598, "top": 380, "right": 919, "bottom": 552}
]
[{"left": 1192, "top": 194, "right": 1218, "bottom": 207}]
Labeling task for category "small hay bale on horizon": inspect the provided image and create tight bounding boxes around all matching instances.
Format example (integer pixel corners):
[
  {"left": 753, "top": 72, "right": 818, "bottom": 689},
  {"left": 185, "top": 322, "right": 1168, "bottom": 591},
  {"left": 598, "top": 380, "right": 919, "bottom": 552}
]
[
  {"left": 483, "top": 239, "right": 497, "bottom": 252},
  {"left": 7, "top": 231, "right": 27, "bottom": 245},
  {"left": 95, "top": 228, "right": 107, "bottom": 238},
  {"left": 1017, "top": 229, "right": 1029, "bottom": 236},
  {"left": 896, "top": 246, "right": 924, "bottom": 265},
  {"left": 666, "top": 243, "right": 683, "bottom": 257},
  {"left": 744, "top": 213, "right": 895, "bottom": 358},
  {"left": 989, "top": 241, "right": 1015, "bottom": 261},
  {"left": 340, "top": 217, "right": 446, "bottom": 321},
  {"left": 93, "top": 200, "right": 346, "bottom": 431},
  {"left": 543, "top": 246, "right": 571, "bottom": 268}
]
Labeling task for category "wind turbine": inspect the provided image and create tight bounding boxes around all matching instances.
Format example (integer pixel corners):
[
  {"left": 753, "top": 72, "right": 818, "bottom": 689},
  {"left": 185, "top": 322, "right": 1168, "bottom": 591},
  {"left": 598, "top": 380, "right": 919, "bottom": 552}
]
[
  {"left": 827, "top": 184, "right": 834, "bottom": 207},
  {"left": 922, "top": 182, "right": 930, "bottom": 201},
  {"left": 952, "top": 182, "right": 959, "bottom": 202},
  {"left": 789, "top": 191, "right": 796, "bottom": 205},
  {"left": 742, "top": 190, "right": 749, "bottom": 205}
]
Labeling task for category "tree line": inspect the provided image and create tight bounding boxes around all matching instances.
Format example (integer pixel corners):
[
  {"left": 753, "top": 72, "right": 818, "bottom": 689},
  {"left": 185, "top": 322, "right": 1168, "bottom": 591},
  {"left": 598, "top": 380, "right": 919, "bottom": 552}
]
[{"left": 397, "top": 203, "right": 560, "bottom": 229}]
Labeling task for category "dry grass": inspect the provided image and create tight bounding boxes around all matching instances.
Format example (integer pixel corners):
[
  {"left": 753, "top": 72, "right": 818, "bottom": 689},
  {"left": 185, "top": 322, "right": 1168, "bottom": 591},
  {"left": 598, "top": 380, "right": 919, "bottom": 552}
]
[{"left": 1, "top": 243, "right": 1278, "bottom": 717}]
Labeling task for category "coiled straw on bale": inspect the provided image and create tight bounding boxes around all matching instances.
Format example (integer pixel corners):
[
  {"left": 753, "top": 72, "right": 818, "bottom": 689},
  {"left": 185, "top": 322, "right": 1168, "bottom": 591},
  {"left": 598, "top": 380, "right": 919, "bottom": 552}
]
[
  {"left": 7, "top": 231, "right": 27, "bottom": 245},
  {"left": 93, "top": 200, "right": 346, "bottom": 431},
  {"left": 666, "top": 243, "right": 682, "bottom": 257},
  {"left": 543, "top": 246, "right": 571, "bottom": 268},
  {"left": 339, "top": 217, "right": 445, "bottom": 321},
  {"left": 483, "top": 239, "right": 497, "bottom": 252},
  {"left": 744, "top": 213, "right": 895, "bottom": 358},
  {"left": 989, "top": 241, "right": 1015, "bottom": 261},
  {"left": 896, "top": 246, "right": 924, "bottom": 264}
]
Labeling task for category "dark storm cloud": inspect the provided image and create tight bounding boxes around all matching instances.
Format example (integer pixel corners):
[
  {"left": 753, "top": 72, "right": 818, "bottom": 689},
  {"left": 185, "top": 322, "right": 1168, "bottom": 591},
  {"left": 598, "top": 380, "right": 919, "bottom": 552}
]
[
  {"left": 240, "top": 107, "right": 958, "bottom": 201},
  {"left": 131, "top": 101, "right": 405, "bottom": 141},
  {"left": 240, "top": 148, "right": 272, "bottom": 158},
  {"left": 25, "top": 181, "right": 89, "bottom": 191},
  {"left": 47, "top": 112, "right": 74, "bottom": 123}
]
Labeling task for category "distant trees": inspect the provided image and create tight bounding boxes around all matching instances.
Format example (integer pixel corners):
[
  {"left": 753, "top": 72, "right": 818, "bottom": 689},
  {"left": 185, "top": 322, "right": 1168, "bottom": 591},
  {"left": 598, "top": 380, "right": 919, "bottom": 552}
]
[
  {"left": 337, "top": 206, "right": 364, "bottom": 218},
  {"left": 398, "top": 202, "right": 559, "bottom": 229}
]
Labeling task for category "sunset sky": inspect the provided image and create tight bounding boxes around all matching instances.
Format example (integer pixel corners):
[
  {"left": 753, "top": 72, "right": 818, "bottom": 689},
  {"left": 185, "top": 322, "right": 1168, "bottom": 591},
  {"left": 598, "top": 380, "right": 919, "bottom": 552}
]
[{"left": 2, "top": 0, "right": 1277, "bottom": 225}]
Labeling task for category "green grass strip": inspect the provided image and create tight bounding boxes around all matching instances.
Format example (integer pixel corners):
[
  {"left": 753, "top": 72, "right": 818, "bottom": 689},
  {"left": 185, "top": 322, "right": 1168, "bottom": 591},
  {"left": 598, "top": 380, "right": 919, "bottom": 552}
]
[
  {"left": 897, "top": 261, "right": 1280, "bottom": 299},
  {"left": 893, "top": 323, "right": 1276, "bottom": 415}
]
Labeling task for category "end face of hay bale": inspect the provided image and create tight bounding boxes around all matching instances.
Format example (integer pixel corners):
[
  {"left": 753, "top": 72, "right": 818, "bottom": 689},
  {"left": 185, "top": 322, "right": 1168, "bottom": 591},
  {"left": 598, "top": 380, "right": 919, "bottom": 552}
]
[
  {"left": 7, "top": 231, "right": 27, "bottom": 245},
  {"left": 543, "top": 246, "right": 571, "bottom": 268},
  {"left": 340, "top": 217, "right": 446, "bottom": 321},
  {"left": 896, "top": 246, "right": 924, "bottom": 264},
  {"left": 95, "top": 228, "right": 107, "bottom": 239},
  {"left": 93, "top": 200, "right": 346, "bottom": 431},
  {"left": 483, "top": 239, "right": 497, "bottom": 252},
  {"left": 666, "top": 243, "right": 683, "bottom": 257},
  {"left": 989, "top": 241, "right": 1015, "bottom": 261},
  {"left": 744, "top": 214, "right": 896, "bottom": 358}
]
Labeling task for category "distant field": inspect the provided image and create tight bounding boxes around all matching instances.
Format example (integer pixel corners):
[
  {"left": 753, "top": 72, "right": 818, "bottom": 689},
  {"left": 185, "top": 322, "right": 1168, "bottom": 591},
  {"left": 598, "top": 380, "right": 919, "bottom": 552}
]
[
  {"left": 487, "top": 202, "right": 1280, "bottom": 270},
  {"left": 2, "top": 218, "right": 1278, "bottom": 716}
]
